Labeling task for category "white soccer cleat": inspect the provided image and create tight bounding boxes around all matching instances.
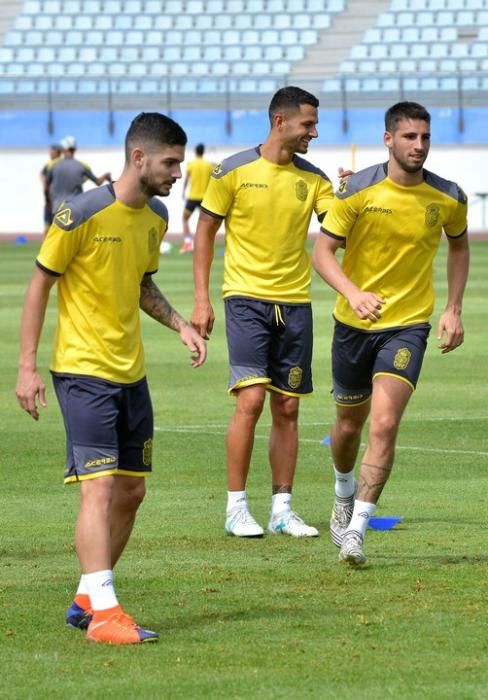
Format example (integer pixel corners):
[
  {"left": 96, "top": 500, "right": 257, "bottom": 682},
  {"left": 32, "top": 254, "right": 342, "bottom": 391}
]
[
  {"left": 225, "top": 508, "right": 264, "bottom": 537},
  {"left": 339, "top": 530, "right": 367, "bottom": 567},
  {"left": 330, "top": 482, "right": 357, "bottom": 548},
  {"left": 268, "top": 510, "right": 319, "bottom": 537}
]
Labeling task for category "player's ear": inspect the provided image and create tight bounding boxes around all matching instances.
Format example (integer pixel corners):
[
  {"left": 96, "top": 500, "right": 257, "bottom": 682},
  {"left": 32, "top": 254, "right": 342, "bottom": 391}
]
[
  {"left": 131, "top": 147, "right": 145, "bottom": 169},
  {"left": 273, "top": 111, "right": 285, "bottom": 130},
  {"left": 384, "top": 130, "right": 392, "bottom": 148}
]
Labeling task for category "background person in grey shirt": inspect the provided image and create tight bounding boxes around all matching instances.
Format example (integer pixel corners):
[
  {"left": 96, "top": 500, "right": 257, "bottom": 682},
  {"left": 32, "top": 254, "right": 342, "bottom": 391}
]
[{"left": 46, "top": 135, "right": 112, "bottom": 214}]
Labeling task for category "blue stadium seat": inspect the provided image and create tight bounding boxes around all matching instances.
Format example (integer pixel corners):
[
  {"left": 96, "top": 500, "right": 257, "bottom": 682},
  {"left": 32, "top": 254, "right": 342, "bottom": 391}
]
[
  {"left": 212, "top": 61, "right": 230, "bottom": 76},
  {"left": 438, "top": 76, "right": 458, "bottom": 91},
  {"left": 108, "top": 62, "right": 126, "bottom": 76},
  {"left": 369, "top": 44, "right": 388, "bottom": 59},
  {"left": 398, "top": 59, "right": 417, "bottom": 72}
]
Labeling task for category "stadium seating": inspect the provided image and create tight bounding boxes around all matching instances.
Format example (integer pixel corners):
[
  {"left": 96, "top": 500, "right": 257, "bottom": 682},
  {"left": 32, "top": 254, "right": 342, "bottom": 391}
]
[
  {"left": 323, "top": 0, "right": 488, "bottom": 95},
  {"left": 0, "top": 0, "right": 346, "bottom": 94},
  {"left": 1, "top": 0, "right": 487, "bottom": 98}
]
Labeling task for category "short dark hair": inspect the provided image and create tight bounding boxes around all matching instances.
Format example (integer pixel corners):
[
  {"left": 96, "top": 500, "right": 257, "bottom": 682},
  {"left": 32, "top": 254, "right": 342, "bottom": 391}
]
[
  {"left": 385, "top": 102, "right": 431, "bottom": 132},
  {"left": 195, "top": 143, "right": 205, "bottom": 156},
  {"left": 268, "top": 86, "right": 319, "bottom": 125},
  {"left": 125, "top": 112, "right": 187, "bottom": 161}
]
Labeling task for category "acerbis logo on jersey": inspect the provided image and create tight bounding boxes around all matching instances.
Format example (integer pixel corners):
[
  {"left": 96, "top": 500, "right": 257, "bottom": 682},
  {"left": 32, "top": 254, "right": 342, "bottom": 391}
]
[
  {"left": 55, "top": 207, "right": 73, "bottom": 226},
  {"left": 364, "top": 206, "right": 393, "bottom": 215},
  {"left": 238, "top": 182, "right": 268, "bottom": 190}
]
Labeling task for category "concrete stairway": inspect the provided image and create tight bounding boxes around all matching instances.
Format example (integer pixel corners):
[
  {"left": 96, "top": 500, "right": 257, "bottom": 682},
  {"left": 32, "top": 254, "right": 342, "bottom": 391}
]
[
  {"left": 0, "top": 0, "right": 22, "bottom": 44},
  {"left": 289, "top": 0, "right": 391, "bottom": 92}
]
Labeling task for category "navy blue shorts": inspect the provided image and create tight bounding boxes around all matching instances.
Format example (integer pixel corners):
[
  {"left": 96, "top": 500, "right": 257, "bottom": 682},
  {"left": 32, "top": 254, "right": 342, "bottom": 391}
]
[
  {"left": 331, "top": 320, "right": 430, "bottom": 405},
  {"left": 224, "top": 296, "right": 313, "bottom": 396},
  {"left": 52, "top": 374, "right": 153, "bottom": 484},
  {"left": 184, "top": 198, "right": 203, "bottom": 214}
]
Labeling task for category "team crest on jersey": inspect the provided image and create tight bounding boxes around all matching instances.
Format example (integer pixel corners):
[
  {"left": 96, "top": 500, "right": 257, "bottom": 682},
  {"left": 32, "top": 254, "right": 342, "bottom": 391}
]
[
  {"left": 288, "top": 366, "right": 303, "bottom": 389},
  {"left": 148, "top": 227, "right": 158, "bottom": 252},
  {"left": 142, "top": 438, "right": 153, "bottom": 466},
  {"left": 295, "top": 179, "right": 308, "bottom": 202},
  {"left": 393, "top": 348, "right": 411, "bottom": 370},
  {"left": 425, "top": 203, "right": 441, "bottom": 228},
  {"left": 213, "top": 163, "right": 222, "bottom": 176},
  {"left": 337, "top": 180, "right": 348, "bottom": 195},
  {"left": 55, "top": 207, "right": 73, "bottom": 226}
]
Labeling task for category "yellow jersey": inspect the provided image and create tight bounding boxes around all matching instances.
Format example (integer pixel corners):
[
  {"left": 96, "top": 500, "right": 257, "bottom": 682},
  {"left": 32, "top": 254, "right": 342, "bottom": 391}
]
[
  {"left": 37, "top": 184, "right": 167, "bottom": 383},
  {"left": 186, "top": 157, "right": 214, "bottom": 200},
  {"left": 202, "top": 146, "right": 333, "bottom": 303},
  {"left": 322, "top": 163, "right": 468, "bottom": 331}
]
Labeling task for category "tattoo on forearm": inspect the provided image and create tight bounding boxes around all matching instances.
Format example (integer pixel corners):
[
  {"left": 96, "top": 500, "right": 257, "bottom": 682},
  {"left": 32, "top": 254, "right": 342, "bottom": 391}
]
[
  {"left": 358, "top": 462, "right": 392, "bottom": 501},
  {"left": 139, "top": 277, "right": 186, "bottom": 332}
]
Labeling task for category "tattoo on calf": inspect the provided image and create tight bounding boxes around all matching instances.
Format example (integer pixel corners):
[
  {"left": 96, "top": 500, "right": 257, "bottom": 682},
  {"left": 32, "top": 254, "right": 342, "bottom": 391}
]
[
  {"left": 358, "top": 462, "right": 392, "bottom": 500},
  {"left": 272, "top": 484, "right": 292, "bottom": 495}
]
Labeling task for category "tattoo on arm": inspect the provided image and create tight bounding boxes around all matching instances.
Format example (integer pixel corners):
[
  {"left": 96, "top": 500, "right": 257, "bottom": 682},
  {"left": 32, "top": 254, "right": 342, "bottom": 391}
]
[
  {"left": 358, "top": 462, "right": 392, "bottom": 501},
  {"left": 139, "top": 276, "right": 187, "bottom": 332}
]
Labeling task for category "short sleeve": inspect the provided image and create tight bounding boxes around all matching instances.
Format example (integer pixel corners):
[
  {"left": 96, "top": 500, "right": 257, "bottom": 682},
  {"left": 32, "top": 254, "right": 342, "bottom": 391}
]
[
  {"left": 201, "top": 170, "right": 234, "bottom": 218},
  {"left": 314, "top": 176, "right": 334, "bottom": 219},
  {"left": 37, "top": 222, "right": 81, "bottom": 275},
  {"left": 321, "top": 193, "right": 360, "bottom": 241},
  {"left": 444, "top": 188, "right": 468, "bottom": 238}
]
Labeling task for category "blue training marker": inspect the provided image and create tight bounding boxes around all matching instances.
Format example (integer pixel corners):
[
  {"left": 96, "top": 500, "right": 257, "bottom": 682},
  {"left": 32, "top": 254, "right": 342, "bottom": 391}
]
[
  {"left": 321, "top": 436, "right": 331, "bottom": 446},
  {"left": 368, "top": 516, "right": 404, "bottom": 531}
]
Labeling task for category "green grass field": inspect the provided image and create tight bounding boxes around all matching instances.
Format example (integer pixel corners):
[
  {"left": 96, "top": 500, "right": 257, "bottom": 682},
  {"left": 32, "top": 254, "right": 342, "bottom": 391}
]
[{"left": 1, "top": 240, "right": 487, "bottom": 700}]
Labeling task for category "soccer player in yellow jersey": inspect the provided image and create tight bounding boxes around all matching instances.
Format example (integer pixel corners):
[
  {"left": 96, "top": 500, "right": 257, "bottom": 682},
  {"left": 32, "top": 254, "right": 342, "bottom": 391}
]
[
  {"left": 192, "top": 87, "right": 333, "bottom": 538},
  {"left": 40, "top": 143, "right": 61, "bottom": 233},
  {"left": 16, "top": 113, "right": 207, "bottom": 644},
  {"left": 312, "top": 102, "right": 469, "bottom": 566},
  {"left": 180, "top": 143, "right": 214, "bottom": 253}
]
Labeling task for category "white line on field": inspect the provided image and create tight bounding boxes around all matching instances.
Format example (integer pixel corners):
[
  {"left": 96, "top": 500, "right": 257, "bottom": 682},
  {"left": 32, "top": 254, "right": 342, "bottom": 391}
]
[{"left": 154, "top": 426, "right": 488, "bottom": 457}]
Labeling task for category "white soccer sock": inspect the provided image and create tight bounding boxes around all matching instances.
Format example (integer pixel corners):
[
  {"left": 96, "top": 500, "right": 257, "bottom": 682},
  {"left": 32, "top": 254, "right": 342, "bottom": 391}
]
[
  {"left": 271, "top": 492, "right": 292, "bottom": 516},
  {"left": 76, "top": 575, "right": 88, "bottom": 596},
  {"left": 347, "top": 500, "right": 376, "bottom": 538},
  {"left": 84, "top": 570, "right": 119, "bottom": 611},
  {"left": 333, "top": 465, "right": 356, "bottom": 498},
  {"left": 227, "top": 490, "right": 247, "bottom": 513}
]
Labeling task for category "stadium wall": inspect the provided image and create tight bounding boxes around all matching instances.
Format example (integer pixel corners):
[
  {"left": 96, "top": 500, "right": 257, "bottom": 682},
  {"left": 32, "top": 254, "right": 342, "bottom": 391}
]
[
  {"left": 2, "top": 106, "right": 488, "bottom": 148},
  {"left": 1, "top": 143, "right": 487, "bottom": 236}
]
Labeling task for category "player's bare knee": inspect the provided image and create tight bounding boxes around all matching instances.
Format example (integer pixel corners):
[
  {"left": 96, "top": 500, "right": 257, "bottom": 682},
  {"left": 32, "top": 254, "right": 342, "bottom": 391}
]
[{"left": 270, "top": 394, "right": 299, "bottom": 423}]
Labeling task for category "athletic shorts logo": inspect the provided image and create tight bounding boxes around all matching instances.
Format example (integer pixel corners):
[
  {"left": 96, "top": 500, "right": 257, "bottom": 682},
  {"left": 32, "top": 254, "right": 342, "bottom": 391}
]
[
  {"left": 84, "top": 456, "right": 117, "bottom": 468},
  {"left": 425, "top": 203, "right": 441, "bottom": 228},
  {"left": 148, "top": 227, "right": 159, "bottom": 252},
  {"left": 288, "top": 366, "right": 303, "bottom": 389},
  {"left": 143, "top": 438, "right": 153, "bottom": 466},
  {"left": 295, "top": 179, "right": 308, "bottom": 202},
  {"left": 393, "top": 347, "right": 411, "bottom": 370},
  {"left": 55, "top": 207, "right": 73, "bottom": 226}
]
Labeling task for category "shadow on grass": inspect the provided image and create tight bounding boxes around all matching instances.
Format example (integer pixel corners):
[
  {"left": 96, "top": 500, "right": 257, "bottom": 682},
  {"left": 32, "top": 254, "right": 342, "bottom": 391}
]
[{"left": 373, "top": 553, "right": 488, "bottom": 565}]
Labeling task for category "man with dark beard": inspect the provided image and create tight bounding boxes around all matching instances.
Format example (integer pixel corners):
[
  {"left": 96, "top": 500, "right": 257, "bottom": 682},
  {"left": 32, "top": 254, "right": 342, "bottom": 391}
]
[
  {"left": 16, "top": 113, "right": 207, "bottom": 644},
  {"left": 312, "top": 102, "right": 469, "bottom": 567}
]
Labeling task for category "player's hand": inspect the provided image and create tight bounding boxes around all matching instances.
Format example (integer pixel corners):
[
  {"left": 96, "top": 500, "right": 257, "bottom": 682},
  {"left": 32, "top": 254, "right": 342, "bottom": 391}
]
[
  {"left": 190, "top": 301, "right": 215, "bottom": 339},
  {"left": 16, "top": 369, "right": 47, "bottom": 421},
  {"left": 338, "top": 166, "right": 354, "bottom": 183},
  {"left": 437, "top": 310, "right": 464, "bottom": 353},
  {"left": 347, "top": 290, "right": 385, "bottom": 321},
  {"left": 179, "top": 324, "right": 207, "bottom": 367}
]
